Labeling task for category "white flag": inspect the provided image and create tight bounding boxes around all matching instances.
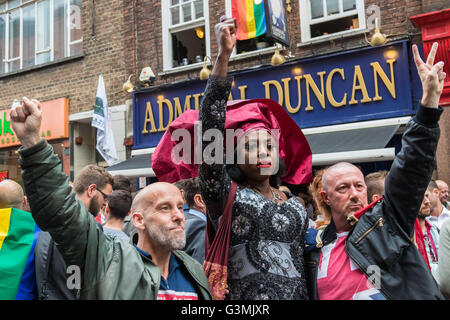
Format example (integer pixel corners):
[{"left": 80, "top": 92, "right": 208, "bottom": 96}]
[{"left": 91, "top": 75, "right": 119, "bottom": 166}]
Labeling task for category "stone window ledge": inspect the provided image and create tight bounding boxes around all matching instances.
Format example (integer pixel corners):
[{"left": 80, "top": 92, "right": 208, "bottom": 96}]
[{"left": 0, "top": 54, "right": 85, "bottom": 80}]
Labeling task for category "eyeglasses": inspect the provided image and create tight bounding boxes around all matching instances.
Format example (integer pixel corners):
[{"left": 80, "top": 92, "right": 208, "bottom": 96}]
[{"left": 97, "top": 188, "right": 110, "bottom": 201}]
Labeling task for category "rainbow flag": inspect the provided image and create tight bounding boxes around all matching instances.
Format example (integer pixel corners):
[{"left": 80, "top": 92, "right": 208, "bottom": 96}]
[
  {"left": 0, "top": 208, "right": 40, "bottom": 300},
  {"left": 232, "top": 0, "right": 267, "bottom": 40}
]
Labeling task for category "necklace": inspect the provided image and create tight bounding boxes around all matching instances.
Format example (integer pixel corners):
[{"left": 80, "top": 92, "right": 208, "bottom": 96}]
[{"left": 250, "top": 186, "right": 283, "bottom": 204}]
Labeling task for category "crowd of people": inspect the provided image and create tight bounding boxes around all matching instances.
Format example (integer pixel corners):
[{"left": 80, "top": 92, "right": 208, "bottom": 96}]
[{"left": 1, "top": 17, "right": 449, "bottom": 300}]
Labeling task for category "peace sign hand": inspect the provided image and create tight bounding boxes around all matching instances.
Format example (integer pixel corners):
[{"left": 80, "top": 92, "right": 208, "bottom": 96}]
[{"left": 412, "top": 42, "right": 446, "bottom": 108}]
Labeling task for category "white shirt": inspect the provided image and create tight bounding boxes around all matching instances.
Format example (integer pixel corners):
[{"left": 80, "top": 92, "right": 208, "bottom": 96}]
[{"left": 427, "top": 206, "right": 450, "bottom": 231}]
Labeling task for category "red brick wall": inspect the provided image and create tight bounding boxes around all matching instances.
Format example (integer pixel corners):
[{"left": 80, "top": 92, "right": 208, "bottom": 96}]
[
  {"left": 0, "top": 0, "right": 128, "bottom": 114},
  {"left": 125, "top": 0, "right": 450, "bottom": 182},
  {"left": 125, "top": 0, "right": 446, "bottom": 86}
]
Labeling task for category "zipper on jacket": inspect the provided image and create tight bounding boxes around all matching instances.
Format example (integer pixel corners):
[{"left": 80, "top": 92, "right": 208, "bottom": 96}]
[
  {"left": 353, "top": 217, "right": 383, "bottom": 245},
  {"left": 344, "top": 246, "right": 391, "bottom": 300}
]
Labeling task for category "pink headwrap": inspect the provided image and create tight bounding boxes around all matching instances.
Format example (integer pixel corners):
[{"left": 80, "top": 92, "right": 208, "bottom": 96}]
[{"left": 151, "top": 99, "right": 312, "bottom": 184}]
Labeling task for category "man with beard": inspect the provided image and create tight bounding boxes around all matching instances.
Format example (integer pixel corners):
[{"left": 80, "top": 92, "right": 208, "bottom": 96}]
[
  {"left": 131, "top": 183, "right": 208, "bottom": 299},
  {"left": 34, "top": 164, "right": 113, "bottom": 299},
  {"left": 10, "top": 102, "right": 211, "bottom": 300},
  {"left": 11, "top": 98, "right": 211, "bottom": 300},
  {"left": 427, "top": 180, "right": 450, "bottom": 230},
  {"left": 414, "top": 186, "right": 440, "bottom": 280}
]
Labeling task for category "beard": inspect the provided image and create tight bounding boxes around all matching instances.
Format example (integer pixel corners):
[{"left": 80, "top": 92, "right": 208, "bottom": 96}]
[
  {"left": 418, "top": 210, "right": 430, "bottom": 219},
  {"left": 146, "top": 221, "right": 186, "bottom": 251},
  {"left": 88, "top": 194, "right": 102, "bottom": 217}
]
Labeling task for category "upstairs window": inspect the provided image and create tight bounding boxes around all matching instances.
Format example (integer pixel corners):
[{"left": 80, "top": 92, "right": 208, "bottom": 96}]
[
  {"left": 299, "top": 0, "right": 366, "bottom": 42},
  {"left": 162, "top": 0, "right": 210, "bottom": 70},
  {"left": 0, "top": 0, "right": 83, "bottom": 75}
]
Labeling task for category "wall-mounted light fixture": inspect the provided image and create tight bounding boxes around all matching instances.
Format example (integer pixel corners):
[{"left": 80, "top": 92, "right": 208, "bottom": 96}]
[
  {"left": 365, "top": 18, "right": 387, "bottom": 46},
  {"left": 199, "top": 56, "right": 213, "bottom": 80},
  {"left": 286, "top": 0, "right": 292, "bottom": 13},
  {"left": 123, "top": 74, "right": 135, "bottom": 93},
  {"left": 271, "top": 47, "right": 285, "bottom": 66}
]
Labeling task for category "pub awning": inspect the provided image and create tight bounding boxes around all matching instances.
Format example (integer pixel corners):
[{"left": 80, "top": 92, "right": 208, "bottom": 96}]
[
  {"left": 107, "top": 154, "right": 155, "bottom": 178},
  {"left": 303, "top": 116, "right": 410, "bottom": 166}
]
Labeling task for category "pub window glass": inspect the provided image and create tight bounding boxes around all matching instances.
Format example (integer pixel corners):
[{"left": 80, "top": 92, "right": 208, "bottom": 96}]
[
  {"left": 0, "top": 0, "right": 83, "bottom": 75},
  {"left": 302, "top": 0, "right": 362, "bottom": 41},
  {"left": 169, "top": 0, "right": 206, "bottom": 68}
]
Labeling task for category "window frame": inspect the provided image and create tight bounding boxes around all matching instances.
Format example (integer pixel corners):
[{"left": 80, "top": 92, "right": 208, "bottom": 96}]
[
  {"left": 161, "top": 0, "right": 210, "bottom": 72},
  {"left": 0, "top": 0, "right": 82, "bottom": 75},
  {"left": 299, "top": 0, "right": 366, "bottom": 43}
]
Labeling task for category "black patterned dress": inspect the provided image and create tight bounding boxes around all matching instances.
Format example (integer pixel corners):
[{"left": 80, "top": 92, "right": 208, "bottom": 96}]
[{"left": 198, "top": 75, "right": 309, "bottom": 300}]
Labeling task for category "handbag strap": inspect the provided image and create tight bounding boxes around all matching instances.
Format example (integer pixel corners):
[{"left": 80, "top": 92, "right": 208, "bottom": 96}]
[
  {"left": 223, "top": 181, "right": 238, "bottom": 222},
  {"left": 205, "top": 180, "right": 238, "bottom": 256}
]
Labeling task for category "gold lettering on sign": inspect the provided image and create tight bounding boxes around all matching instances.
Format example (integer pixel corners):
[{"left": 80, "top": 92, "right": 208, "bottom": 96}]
[
  {"left": 281, "top": 76, "right": 303, "bottom": 114},
  {"left": 371, "top": 59, "right": 396, "bottom": 101},
  {"left": 304, "top": 71, "right": 326, "bottom": 111},
  {"left": 173, "top": 95, "right": 192, "bottom": 118},
  {"left": 263, "top": 80, "right": 284, "bottom": 106},
  {"left": 158, "top": 99, "right": 173, "bottom": 131},
  {"left": 193, "top": 93, "right": 203, "bottom": 110},
  {"left": 238, "top": 85, "right": 247, "bottom": 100},
  {"left": 326, "top": 68, "right": 347, "bottom": 107},
  {"left": 142, "top": 102, "right": 157, "bottom": 134},
  {"left": 349, "top": 65, "right": 372, "bottom": 105}
]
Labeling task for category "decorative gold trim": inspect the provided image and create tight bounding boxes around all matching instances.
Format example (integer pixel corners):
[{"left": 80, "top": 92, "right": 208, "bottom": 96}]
[{"left": 203, "top": 261, "right": 229, "bottom": 300}]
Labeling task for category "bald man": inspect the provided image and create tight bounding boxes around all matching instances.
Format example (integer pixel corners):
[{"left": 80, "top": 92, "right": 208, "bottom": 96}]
[
  {"left": 436, "top": 180, "right": 449, "bottom": 209},
  {"left": 9, "top": 97, "right": 212, "bottom": 300},
  {"left": 305, "top": 42, "right": 446, "bottom": 300},
  {"left": 0, "top": 179, "right": 41, "bottom": 300},
  {"left": 0, "top": 179, "right": 27, "bottom": 210}
]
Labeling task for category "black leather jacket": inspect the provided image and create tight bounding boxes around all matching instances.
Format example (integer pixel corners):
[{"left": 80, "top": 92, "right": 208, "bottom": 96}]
[{"left": 305, "top": 105, "right": 445, "bottom": 300}]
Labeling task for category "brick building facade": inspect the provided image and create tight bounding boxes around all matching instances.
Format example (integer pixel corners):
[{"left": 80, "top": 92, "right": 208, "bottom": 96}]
[
  {"left": 0, "top": 0, "right": 448, "bottom": 186},
  {"left": 0, "top": 0, "right": 130, "bottom": 182},
  {"left": 123, "top": 0, "right": 450, "bottom": 185}
]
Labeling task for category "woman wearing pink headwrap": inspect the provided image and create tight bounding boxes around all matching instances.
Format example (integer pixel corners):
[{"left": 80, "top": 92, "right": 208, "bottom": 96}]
[
  {"left": 153, "top": 17, "right": 312, "bottom": 299},
  {"left": 197, "top": 18, "right": 312, "bottom": 300}
]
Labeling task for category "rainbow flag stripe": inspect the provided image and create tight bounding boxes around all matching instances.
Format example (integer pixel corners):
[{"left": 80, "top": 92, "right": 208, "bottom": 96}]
[
  {"left": 0, "top": 208, "right": 40, "bottom": 300},
  {"left": 232, "top": 0, "right": 267, "bottom": 40}
]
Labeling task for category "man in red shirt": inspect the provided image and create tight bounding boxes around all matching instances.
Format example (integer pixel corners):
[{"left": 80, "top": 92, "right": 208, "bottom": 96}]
[{"left": 304, "top": 42, "right": 446, "bottom": 300}]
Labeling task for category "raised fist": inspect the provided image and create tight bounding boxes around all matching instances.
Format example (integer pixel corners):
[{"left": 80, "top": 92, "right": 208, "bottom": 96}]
[{"left": 10, "top": 97, "right": 43, "bottom": 148}]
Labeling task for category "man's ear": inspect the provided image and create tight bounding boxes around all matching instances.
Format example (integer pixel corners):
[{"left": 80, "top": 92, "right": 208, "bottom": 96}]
[
  {"left": 104, "top": 203, "right": 110, "bottom": 216},
  {"left": 194, "top": 194, "right": 206, "bottom": 213},
  {"left": 132, "top": 211, "right": 145, "bottom": 231},
  {"left": 179, "top": 189, "right": 185, "bottom": 202},
  {"left": 434, "top": 188, "right": 440, "bottom": 199},
  {"left": 87, "top": 184, "right": 96, "bottom": 198},
  {"left": 371, "top": 194, "right": 381, "bottom": 203},
  {"left": 22, "top": 196, "right": 28, "bottom": 211},
  {"left": 320, "top": 190, "right": 331, "bottom": 206}
]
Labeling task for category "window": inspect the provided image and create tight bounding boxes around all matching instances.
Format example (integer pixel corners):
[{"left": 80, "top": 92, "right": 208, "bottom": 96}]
[
  {"left": 299, "top": 0, "right": 366, "bottom": 42},
  {"left": 162, "top": 0, "right": 210, "bottom": 70},
  {"left": 225, "top": 0, "right": 275, "bottom": 56},
  {"left": 0, "top": 0, "right": 82, "bottom": 75}
]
